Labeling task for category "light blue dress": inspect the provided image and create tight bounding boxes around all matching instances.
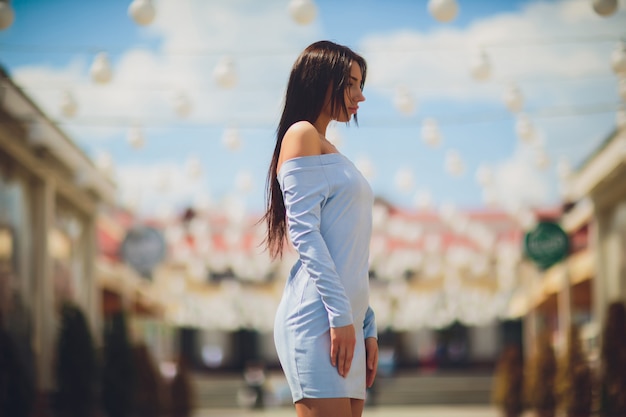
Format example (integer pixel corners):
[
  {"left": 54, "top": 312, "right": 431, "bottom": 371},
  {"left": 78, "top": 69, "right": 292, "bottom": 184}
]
[{"left": 274, "top": 153, "right": 377, "bottom": 402}]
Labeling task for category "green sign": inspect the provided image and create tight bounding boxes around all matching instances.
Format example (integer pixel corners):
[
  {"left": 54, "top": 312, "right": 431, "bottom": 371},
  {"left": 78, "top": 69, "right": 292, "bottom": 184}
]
[{"left": 524, "top": 221, "right": 569, "bottom": 270}]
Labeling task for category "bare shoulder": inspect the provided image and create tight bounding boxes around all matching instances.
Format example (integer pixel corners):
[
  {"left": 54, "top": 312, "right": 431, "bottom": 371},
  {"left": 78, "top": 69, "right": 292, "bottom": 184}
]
[{"left": 277, "top": 121, "right": 322, "bottom": 172}]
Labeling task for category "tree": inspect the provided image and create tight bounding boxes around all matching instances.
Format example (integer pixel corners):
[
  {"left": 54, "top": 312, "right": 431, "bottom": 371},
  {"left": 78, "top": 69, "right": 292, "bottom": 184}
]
[
  {"left": 170, "top": 356, "right": 194, "bottom": 417},
  {"left": 526, "top": 331, "right": 557, "bottom": 417},
  {"left": 102, "top": 311, "right": 135, "bottom": 417},
  {"left": 0, "top": 310, "right": 35, "bottom": 417},
  {"left": 599, "top": 301, "right": 626, "bottom": 417},
  {"left": 492, "top": 344, "right": 525, "bottom": 417},
  {"left": 55, "top": 302, "right": 98, "bottom": 417},
  {"left": 556, "top": 324, "right": 592, "bottom": 417},
  {"left": 133, "top": 343, "right": 167, "bottom": 417}
]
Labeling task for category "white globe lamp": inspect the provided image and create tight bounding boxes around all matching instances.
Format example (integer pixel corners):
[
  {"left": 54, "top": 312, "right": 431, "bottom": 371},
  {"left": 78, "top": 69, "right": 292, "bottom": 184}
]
[
  {"left": 617, "top": 106, "right": 626, "bottom": 129},
  {"left": 0, "top": 1, "right": 15, "bottom": 31},
  {"left": 557, "top": 157, "right": 572, "bottom": 181},
  {"left": 428, "top": 0, "right": 459, "bottom": 23},
  {"left": 186, "top": 156, "right": 202, "bottom": 179},
  {"left": 90, "top": 52, "right": 113, "bottom": 84},
  {"left": 470, "top": 50, "right": 491, "bottom": 81},
  {"left": 515, "top": 114, "right": 535, "bottom": 143},
  {"left": 414, "top": 189, "right": 433, "bottom": 210},
  {"left": 236, "top": 171, "right": 253, "bottom": 193},
  {"left": 394, "top": 87, "right": 416, "bottom": 115},
  {"left": 288, "top": 0, "right": 317, "bottom": 25},
  {"left": 173, "top": 92, "right": 192, "bottom": 118},
  {"left": 394, "top": 168, "right": 415, "bottom": 193},
  {"left": 611, "top": 41, "right": 626, "bottom": 76},
  {"left": 214, "top": 56, "right": 238, "bottom": 89},
  {"left": 60, "top": 91, "right": 78, "bottom": 118},
  {"left": 445, "top": 149, "right": 465, "bottom": 177},
  {"left": 503, "top": 84, "right": 524, "bottom": 113},
  {"left": 619, "top": 78, "right": 626, "bottom": 101},
  {"left": 128, "top": 0, "right": 156, "bottom": 26},
  {"left": 127, "top": 126, "right": 145, "bottom": 149},
  {"left": 222, "top": 127, "right": 241, "bottom": 151},
  {"left": 421, "top": 117, "right": 442, "bottom": 147},
  {"left": 475, "top": 164, "right": 493, "bottom": 186},
  {"left": 592, "top": 0, "right": 618, "bottom": 16}
]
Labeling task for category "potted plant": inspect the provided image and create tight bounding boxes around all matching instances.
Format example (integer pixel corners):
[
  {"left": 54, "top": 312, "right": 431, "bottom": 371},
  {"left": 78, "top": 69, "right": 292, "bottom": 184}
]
[
  {"left": 54, "top": 302, "right": 98, "bottom": 417},
  {"left": 132, "top": 343, "right": 167, "bottom": 417},
  {"left": 102, "top": 311, "right": 135, "bottom": 417},
  {"left": 526, "top": 331, "right": 557, "bottom": 417},
  {"left": 492, "top": 344, "right": 525, "bottom": 417},
  {"left": 556, "top": 324, "right": 592, "bottom": 417},
  {"left": 598, "top": 301, "right": 626, "bottom": 417},
  {"left": 169, "top": 356, "right": 194, "bottom": 417},
  {"left": 0, "top": 310, "right": 35, "bottom": 417}
]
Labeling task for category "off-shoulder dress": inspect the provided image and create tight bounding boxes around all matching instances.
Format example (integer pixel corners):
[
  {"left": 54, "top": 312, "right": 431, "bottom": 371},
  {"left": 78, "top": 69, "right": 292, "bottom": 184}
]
[{"left": 274, "top": 153, "right": 377, "bottom": 402}]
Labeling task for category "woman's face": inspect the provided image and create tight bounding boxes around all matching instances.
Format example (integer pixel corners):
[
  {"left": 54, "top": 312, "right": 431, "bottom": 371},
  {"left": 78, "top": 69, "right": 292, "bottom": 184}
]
[{"left": 325, "top": 61, "right": 366, "bottom": 123}]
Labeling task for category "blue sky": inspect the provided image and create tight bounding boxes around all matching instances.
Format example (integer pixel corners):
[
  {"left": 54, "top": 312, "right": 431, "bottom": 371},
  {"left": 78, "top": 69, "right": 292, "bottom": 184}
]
[{"left": 1, "top": 0, "right": 624, "bottom": 221}]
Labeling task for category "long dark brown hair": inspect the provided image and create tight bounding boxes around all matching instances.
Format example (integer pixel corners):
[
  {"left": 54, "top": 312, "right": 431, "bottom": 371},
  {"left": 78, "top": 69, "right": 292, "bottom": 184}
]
[{"left": 262, "top": 40, "right": 367, "bottom": 259}]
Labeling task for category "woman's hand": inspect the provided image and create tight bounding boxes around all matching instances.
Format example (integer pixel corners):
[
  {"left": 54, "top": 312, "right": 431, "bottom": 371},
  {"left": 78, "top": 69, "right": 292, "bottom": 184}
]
[
  {"left": 365, "top": 337, "right": 378, "bottom": 388},
  {"left": 330, "top": 324, "right": 356, "bottom": 378}
]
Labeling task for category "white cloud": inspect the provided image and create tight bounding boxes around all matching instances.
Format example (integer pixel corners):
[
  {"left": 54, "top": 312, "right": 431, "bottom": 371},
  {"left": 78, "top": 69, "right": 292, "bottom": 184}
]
[
  {"left": 115, "top": 161, "right": 210, "bottom": 217},
  {"left": 11, "top": 0, "right": 321, "bottom": 142},
  {"left": 491, "top": 143, "right": 553, "bottom": 211},
  {"left": 359, "top": 0, "right": 625, "bottom": 102}
]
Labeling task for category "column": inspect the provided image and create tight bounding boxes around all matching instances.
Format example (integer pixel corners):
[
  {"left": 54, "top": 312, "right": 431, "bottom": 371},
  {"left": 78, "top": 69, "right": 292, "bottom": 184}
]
[
  {"left": 32, "top": 177, "right": 56, "bottom": 392},
  {"left": 84, "top": 214, "right": 101, "bottom": 346},
  {"left": 522, "top": 261, "right": 539, "bottom": 360},
  {"left": 557, "top": 265, "right": 571, "bottom": 354},
  {"left": 591, "top": 206, "right": 608, "bottom": 350}
]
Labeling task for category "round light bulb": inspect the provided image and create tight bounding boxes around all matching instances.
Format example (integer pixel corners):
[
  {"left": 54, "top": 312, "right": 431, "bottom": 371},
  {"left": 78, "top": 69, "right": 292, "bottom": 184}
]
[
  {"left": 173, "top": 92, "right": 192, "bottom": 118},
  {"left": 127, "top": 126, "right": 145, "bottom": 149},
  {"left": 475, "top": 164, "right": 493, "bottom": 186},
  {"left": 213, "top": 56, "right": 238, "bottom": 89},
  {"left": 535, "top": 150, "right": 550, "bottom": 170},
  {"left": 414, "top": 189, "right": 433, "bottom": 210},
  {"left": 95, "top": 151, "right": 114, "bottom": 176},
  {"left": 236, "top": 171, "right": 253, "bottom": 193},
  {"left": 128, "top": 0, "right": 156, "bottom": 26},
  {"left": 421, "top": 117, "right": 442, "bottom": 148},
  {"left": 90, "top": 52, "right": 113, "bottom": 84},
  {"left": 557, "top": 157, "right": 572, "bottom": 181},
  {"left": 0, "top": 2, "right": 15, "bottom": 31},
  {"left": 619, "top": 78, "right": 626, "bottom": 101},
  {"left": 394, "top": 168, "right": 415, "bottom": 193},
  {"left": 288, "top": 0, "right": 317, "bottom": 25},
  {"left": 611, "top": 41, "right": 626, "bottom": 76},
  {"left": 592, "top": 0, "right": 618, "bottom": 17},
  {"left": 482, "top": 187, "right": 499, "bottom": 208},
  {"left": 470, "top": 50, "right": 491, "bottom": 81},
  {"left": 222, "top": 128, "right": 241, "bottom": 151},
  {"left": 515, "top": 114, "right": 535, "bottom": 143},
  {"left": 60, "top": 91, "right": 78, "bottom": 118},
  {"left": 616, "top": 106, "right": 626, "bottom": 129},
  {"left": 394, "top": 87, "right": 416, "bottom": 115},
  {"left": 428, "top": 0, "right": 459, "bottom": 23},
  {"left": 445, "top": 149, "right": 465, "bottom": 177},
  {"left": 503, "top": 84, "right": 524, "bottom": 113},
  {"left": 186, "top": 156, "right": 202, "bottom": 179}
]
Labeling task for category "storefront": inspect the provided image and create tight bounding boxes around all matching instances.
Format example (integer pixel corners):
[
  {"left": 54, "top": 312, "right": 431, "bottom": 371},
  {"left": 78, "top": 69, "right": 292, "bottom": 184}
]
[
  {"left": 0, "top": 67, "right": 115, "bottom": 408},
  {"left": 569, "top": 127, "right": 626, "bottom": 342}
]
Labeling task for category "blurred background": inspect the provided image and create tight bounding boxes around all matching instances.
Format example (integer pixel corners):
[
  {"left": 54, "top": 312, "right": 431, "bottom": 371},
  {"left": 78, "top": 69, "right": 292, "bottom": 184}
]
[{"left": 1, "top": 0, "right": 625, "bottom": 416}]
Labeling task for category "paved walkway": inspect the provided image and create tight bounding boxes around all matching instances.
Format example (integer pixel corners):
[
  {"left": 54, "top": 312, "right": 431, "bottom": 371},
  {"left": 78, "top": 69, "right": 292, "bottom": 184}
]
[{"left": 194, "top": 405, "right": 502, "bottom": 417}]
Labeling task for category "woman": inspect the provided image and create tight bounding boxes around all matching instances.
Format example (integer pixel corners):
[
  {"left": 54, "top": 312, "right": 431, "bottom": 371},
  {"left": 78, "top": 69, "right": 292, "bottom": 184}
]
[{"left": 263, "top": 40, "right": 378, "bottom": 417}]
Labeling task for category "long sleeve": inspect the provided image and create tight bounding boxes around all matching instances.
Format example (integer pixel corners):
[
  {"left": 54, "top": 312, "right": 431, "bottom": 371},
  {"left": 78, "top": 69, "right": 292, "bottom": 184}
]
[
  {"left": 280, "top": 161, "right": 354, "bottom": 328},
  {"left": 363, "top": 306, "right": 377, "bottom": 339}
]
